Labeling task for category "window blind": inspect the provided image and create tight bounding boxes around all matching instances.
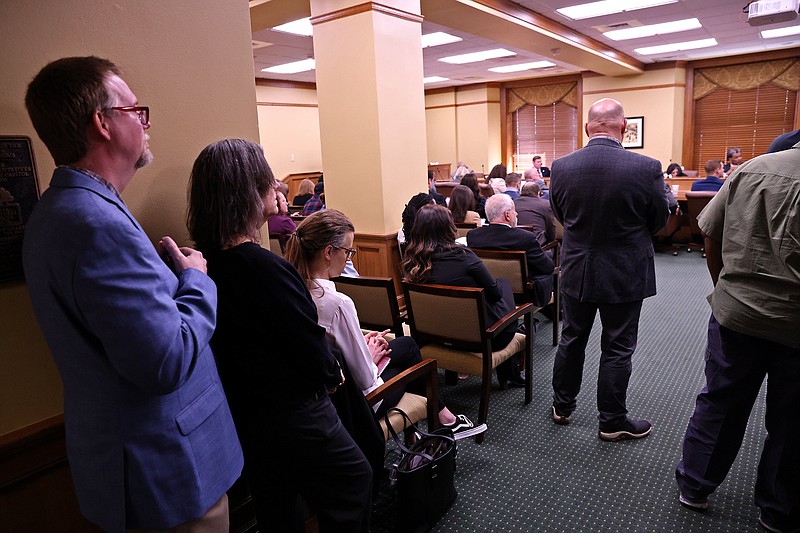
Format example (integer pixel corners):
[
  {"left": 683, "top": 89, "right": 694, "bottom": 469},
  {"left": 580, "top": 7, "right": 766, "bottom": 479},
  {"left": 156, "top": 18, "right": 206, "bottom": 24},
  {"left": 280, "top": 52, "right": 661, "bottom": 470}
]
[
  {"left": 512, "top": 101, "right": 578, "bottom": 173},
  {"left": 692, "top": 83, "right": 797, "bottom": 170}
]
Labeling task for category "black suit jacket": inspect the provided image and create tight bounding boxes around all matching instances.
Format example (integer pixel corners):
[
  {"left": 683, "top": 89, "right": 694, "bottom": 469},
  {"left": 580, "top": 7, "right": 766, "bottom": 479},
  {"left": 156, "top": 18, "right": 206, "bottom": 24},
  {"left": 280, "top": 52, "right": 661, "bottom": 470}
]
[
  {"left": 550, "top": 137, "right": 669, "bottom": 303},
  {"left": 466, "top": 224, "right": 554, "bottom": 307}
]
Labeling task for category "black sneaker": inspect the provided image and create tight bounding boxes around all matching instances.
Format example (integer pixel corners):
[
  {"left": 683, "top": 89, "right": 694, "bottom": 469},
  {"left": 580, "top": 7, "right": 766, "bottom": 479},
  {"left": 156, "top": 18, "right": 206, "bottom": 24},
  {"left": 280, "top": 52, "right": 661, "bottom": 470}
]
[
  {"left": 443, "top": 414, "right": 488, "bottom": 440},
  {"left": 598, "top": 418, "right": 652, "bottom": 442}
]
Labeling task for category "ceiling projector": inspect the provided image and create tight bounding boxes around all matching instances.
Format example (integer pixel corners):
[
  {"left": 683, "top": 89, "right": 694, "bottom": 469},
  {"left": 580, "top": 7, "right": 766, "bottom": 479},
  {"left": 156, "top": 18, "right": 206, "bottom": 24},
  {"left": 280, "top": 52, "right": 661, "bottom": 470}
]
[{"left": 747, "top": 0, "right": 800, "bottom": 26}]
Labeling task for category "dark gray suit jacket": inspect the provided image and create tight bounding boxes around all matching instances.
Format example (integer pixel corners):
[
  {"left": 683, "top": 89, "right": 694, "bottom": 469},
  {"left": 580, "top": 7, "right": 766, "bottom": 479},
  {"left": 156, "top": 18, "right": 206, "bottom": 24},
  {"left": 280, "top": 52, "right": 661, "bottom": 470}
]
[
  {"left": 550, "top": 137, "right": 669, "bottom": 303},
  {"left": 466, "top": 223, "right": 555, "bottom": 307}
]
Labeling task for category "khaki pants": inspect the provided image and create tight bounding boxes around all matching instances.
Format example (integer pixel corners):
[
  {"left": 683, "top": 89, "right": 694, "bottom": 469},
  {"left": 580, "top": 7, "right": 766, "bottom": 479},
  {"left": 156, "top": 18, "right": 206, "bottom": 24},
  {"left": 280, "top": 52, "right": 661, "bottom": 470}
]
[{"left": 127, "top": 494, "right": 228, "bottom": 533}]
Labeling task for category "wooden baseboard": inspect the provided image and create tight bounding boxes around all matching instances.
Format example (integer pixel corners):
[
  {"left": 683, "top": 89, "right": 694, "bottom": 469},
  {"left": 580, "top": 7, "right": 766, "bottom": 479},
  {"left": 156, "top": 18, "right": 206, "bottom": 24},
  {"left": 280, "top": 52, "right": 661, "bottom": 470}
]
[{"left": 0, "top": 415, "right": 101, "bottom": 532}]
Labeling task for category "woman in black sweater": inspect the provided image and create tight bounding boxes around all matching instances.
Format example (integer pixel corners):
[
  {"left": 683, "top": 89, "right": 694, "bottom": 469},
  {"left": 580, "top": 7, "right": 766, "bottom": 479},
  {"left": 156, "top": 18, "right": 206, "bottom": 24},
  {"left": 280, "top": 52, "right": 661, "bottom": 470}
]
[{"left": 187, "top": 139, "right": 371, "bottom": 533}]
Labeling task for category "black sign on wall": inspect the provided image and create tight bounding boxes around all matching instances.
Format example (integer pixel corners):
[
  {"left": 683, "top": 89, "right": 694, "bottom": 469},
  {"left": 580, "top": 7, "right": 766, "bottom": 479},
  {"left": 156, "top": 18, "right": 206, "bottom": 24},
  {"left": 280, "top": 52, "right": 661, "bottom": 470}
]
[{"left": 0, "top": 136, "right": 40, "bottom": 283}]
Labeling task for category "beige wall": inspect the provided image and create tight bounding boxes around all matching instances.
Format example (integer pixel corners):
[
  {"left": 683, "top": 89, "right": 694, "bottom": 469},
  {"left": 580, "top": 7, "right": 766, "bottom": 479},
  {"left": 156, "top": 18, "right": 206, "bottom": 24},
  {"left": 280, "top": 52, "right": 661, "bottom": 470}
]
[
  {"left": 0, "top": 0, "right": 259, "bottom": 435},
  {"left": 582, "top": 68, "right": 687, "bottom": 168},
  {"left": 425, "top": 85, "right": 502, "bottom": 173},
  {"left": 256, "top": 84, "right": 323, "bottom": 180}
]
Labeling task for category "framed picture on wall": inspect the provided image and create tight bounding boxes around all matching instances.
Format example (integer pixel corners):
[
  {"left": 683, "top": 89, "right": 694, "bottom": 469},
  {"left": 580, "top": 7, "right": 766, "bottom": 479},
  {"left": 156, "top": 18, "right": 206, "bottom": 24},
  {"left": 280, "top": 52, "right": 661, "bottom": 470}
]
[{"left": 622, "top": 116, "right": 644, "bottom": 149}]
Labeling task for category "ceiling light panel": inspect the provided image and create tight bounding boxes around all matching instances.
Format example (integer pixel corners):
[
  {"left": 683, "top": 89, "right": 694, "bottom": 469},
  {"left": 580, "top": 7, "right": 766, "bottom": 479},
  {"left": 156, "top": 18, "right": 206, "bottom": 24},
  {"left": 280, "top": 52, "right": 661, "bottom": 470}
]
[
  {"left": 604, "top": 18, "right": 702, "bottom": 41},
  {"left": 421, "top": 32, "right": 463, "bottom": 48},
  {"left": 272, "top": 18, "right": 313, "bottom": 36},
  {"left": 438, "top": 48, "right": 516, "bottom": 64},
  {"left": 761, "top": 25, "right": 800, "bottom": 38},
  {"left": 558, "top": 0, "right": 679, "bottom": 21},
  {"left": 634, "top": 38, "right": 717, "bottom": 55},
  {"left": 424, "top": 76, "right": 450, "bottom": 83},
  {"left": 262, "top": 58, "right": 316, "bottom": 74},
  {"left": 488, "top": 61, "right": 556, "bottom": 73}
]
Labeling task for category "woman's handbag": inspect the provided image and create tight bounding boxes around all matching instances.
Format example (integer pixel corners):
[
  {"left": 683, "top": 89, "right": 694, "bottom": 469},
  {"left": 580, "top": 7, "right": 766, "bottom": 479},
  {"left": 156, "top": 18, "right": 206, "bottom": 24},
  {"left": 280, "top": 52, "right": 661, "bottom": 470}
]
[{"left": 384, "top": 408, "right": 458, "bottom": 533}]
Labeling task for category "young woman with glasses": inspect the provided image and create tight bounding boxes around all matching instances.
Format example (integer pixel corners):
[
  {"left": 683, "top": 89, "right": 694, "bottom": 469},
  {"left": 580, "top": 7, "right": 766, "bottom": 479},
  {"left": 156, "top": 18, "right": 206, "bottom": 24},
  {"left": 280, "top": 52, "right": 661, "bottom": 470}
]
[{"left": 286, "top": 210, "right": 482, "bottom": 438}]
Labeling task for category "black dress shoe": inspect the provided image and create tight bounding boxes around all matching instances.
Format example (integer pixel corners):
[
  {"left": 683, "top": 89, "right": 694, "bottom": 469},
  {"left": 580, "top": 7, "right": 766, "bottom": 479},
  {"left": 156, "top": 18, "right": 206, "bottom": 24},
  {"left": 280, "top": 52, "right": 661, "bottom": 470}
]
[{"left": 507, "top": 374, "right": 526, "bottom": 387}]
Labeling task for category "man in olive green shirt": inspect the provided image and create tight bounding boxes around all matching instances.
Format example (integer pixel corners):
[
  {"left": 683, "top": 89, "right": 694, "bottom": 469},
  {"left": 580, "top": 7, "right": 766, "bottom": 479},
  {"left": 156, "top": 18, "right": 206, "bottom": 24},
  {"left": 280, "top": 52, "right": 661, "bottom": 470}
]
[{"left": 675, "top": 141, "right": 800, "bottom": 532}]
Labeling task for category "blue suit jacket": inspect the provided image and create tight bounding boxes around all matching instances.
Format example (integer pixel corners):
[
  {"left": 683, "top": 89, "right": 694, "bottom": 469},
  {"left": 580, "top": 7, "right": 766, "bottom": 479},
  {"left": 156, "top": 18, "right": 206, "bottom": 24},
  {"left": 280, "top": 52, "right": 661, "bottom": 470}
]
[
  {"left": 691, "top": 176, "right": 725, "bottom": 192},
  {"left": 23, "top": 167, "right": 243, "bottom": 532},
  {"left": 550, "top": 138, "right": 669, "bottom": 303}
]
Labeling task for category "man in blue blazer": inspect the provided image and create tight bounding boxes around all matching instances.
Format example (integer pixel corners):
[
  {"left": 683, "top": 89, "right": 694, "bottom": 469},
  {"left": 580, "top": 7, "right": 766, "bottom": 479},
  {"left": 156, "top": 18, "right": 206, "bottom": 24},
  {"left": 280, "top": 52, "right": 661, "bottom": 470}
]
[
  {"left": 691, "top": 159, "right": 725, "bottom": 192},
  {"left": 549, "top": 98, "right": 669, "bottom": 442},
  {"left": 23, "top": 57, "right": 243, "bottom": 532}
]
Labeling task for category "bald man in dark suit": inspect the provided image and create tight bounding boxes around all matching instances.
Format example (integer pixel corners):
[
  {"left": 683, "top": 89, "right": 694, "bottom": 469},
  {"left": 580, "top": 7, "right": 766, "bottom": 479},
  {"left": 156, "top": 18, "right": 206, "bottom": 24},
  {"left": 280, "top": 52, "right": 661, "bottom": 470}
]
[{"left": 549, "top": 98, "right": 669, "bottom": 442}]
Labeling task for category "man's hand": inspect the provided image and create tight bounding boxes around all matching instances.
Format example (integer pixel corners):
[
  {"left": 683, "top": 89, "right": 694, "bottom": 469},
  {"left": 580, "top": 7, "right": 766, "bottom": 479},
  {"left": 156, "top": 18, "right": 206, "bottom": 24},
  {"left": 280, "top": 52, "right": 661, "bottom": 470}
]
[{"left": 158, "top": 236, "right": 207, "bottom": 274}]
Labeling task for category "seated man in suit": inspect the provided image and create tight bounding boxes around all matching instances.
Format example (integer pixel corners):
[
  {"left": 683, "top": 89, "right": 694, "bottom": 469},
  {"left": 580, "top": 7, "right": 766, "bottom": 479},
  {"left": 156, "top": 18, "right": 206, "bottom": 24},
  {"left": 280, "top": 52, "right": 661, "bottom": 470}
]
[
  {"left": 467, "top": 194, "right": 554, "bottom": 308},
  {"left": 503, "top": 172, "right": 522, "bottom": 200},
  {"left": 524, "top": 155, "right": 550, "bottom": 180},
  {"left": 691, "top": 159, "right": 725, "bottom": 192},
  {"left": 515, "top": 181, "right": 556, "bottom": 248},
  {"left": 723, "top": 147, "right": 743, "bottom": 174},
  {"left": 428, "top": 170, "right": 447, "bottom": 206}
]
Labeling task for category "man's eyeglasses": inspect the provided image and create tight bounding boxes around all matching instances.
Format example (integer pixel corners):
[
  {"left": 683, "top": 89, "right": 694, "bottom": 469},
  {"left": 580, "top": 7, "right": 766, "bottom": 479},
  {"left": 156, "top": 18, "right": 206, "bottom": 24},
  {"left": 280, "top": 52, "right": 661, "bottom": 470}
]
[
  {"left": 333, "top": 246, "right": 357, "bottom": 261},
  {"left": 109, "top": 106, "right": 149, "bottom": 126}
]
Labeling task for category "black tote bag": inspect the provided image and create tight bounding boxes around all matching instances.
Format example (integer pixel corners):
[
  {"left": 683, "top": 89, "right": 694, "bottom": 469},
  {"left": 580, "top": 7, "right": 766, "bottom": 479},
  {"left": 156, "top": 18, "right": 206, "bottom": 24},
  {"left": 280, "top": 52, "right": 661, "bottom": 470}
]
[{"left": 384, "top": 408, "right": 458, "bottom": 533}]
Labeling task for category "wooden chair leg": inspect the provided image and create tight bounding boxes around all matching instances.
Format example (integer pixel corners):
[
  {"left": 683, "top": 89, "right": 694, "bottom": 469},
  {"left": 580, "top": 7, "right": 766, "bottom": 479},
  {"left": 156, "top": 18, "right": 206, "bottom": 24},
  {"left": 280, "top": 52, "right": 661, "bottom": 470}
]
[
  {"left": 524, "top": 313, "right": 534, "bottom": 405},
  {"left": 476, "top": 370, "right": 492, "bottom": 444}
]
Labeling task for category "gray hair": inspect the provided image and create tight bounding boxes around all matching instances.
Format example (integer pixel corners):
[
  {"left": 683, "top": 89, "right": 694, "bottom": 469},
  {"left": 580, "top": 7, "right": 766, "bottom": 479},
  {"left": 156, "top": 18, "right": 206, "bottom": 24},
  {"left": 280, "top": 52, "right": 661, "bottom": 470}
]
[
  {"left": 485, "top": 193, "right": 514, "bottom": 223},
  {"left": 521, "top": 181, "right": 540, "bottom": 197}
]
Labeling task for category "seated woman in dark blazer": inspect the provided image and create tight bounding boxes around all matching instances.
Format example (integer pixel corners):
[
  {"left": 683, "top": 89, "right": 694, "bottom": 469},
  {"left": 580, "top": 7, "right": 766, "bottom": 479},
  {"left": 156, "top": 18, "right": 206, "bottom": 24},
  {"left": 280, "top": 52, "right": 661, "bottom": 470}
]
[
  {"left": 286, "top": 209, "right": 481, "bottom": 438},
  {"left": 401, "top": 204, "right": 522, "bottom": 387},
  {"left": 292, "top": 178, "right": 315, "bottom": 206},
  {"left": 186, "top": 139, "right": 371, "bottom": 532}
]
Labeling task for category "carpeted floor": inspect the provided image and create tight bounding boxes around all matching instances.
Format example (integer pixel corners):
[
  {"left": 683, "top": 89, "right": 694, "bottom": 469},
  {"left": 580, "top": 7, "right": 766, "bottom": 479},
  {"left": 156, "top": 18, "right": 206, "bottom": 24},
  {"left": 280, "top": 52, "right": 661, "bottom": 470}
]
[{"left": 372, "top": 251, "right": 769, "bottom": 532}]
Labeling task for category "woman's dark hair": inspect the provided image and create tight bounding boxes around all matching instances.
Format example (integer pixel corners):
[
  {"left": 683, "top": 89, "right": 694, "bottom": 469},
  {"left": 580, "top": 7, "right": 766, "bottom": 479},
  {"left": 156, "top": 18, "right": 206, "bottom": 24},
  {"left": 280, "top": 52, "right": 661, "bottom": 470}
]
[
  {"left": 285, "top": 210, "right": 355, "bottom": 288},
  {"left": 460, "top": 173, "right": 482, "bottom": 203},
  {"left": 487, "top": 164, "right": 507, "bottom": 180},
  {"left": 666, "top": 163, "right": 686, "bottom": 177},
  {"left": 25, "top": 56, "right": 121, "bottom": 165},
  {"left": 402, "top": 204, "right": 458, "bottom": 283},
  {"left": 187, "top": 139, "right": 275, "bottom": 252},
  {"left": 401, "top": 192, "right": 433, "bottom": 239},
  {"left": 448, "top": 185, "right": 475, "bottom": 223}
]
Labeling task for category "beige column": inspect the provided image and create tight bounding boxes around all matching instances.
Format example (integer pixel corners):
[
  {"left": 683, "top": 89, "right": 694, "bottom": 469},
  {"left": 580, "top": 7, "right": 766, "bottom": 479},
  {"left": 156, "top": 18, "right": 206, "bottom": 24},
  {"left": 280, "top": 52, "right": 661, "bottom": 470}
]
[{"left": 310, "top": 0, "right": 428, "bottom": 235}]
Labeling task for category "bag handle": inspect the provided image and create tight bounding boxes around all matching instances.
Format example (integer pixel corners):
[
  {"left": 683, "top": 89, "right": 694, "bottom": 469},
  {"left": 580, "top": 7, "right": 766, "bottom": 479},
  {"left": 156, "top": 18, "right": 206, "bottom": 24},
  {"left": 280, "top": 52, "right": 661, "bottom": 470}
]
[{"left": 384, "top": 407, "right": 454, "bottom": 463}]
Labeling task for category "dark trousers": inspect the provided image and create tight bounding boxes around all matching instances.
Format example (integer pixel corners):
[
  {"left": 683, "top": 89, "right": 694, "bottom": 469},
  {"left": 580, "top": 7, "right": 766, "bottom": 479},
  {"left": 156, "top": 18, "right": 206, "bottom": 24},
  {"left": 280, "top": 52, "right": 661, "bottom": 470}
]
[
  {"left": 376, "top": 336, "right": 444, "bottom": 417},
  {"left": 242, "top": 395, "right": 372, "bottom": 533},
  {"left": 551, "top": 293, "right": 643, "bottom": 428},
  {"left": 676, "top": 315, "right": 800, "bottom": 530}
]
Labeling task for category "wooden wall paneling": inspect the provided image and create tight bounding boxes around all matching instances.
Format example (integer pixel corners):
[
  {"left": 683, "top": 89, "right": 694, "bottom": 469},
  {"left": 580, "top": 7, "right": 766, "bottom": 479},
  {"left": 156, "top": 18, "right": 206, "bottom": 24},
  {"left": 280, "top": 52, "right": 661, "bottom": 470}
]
[
  {"left": 353, "top": 232, "right": 404, "bottom": 304},
  {"left": 0, "top": 415, "right": 102, "bottom": 532},
  {"left": 282, "top": 171, "right": 323, "bottom": 203},
  {"left": 428, "top": 163, "right": 451, "bottom": 181}
]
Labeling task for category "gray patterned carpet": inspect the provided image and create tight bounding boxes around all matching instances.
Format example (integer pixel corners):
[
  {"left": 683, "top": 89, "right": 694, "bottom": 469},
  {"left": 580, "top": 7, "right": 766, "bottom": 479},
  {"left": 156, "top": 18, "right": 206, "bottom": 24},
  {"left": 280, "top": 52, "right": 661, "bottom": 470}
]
[{"left": 372, "top": 251, "right": 769, "bottom": 533}]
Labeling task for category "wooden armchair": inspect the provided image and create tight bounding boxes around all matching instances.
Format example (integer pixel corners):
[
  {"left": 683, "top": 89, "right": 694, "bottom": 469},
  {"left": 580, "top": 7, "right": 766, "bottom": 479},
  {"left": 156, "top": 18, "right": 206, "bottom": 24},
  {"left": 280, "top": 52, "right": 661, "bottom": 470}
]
[
  {"left": 402, "top": 282, "right": 535, "bottom": 444},
  {"left": 455, "top": 222, "right": 478, "bottom": 239},
  {"left": 366, "top": 359, "right": 440, "bottom": 441},
  {"left": 471, "top": 245, "right": 561, "bottom": 345},
  {"left": 332, "top": 276, "right": 405, "bottom": 337},
  {"left": 684, "top": 191, "right": 717, "bottom": 257}
]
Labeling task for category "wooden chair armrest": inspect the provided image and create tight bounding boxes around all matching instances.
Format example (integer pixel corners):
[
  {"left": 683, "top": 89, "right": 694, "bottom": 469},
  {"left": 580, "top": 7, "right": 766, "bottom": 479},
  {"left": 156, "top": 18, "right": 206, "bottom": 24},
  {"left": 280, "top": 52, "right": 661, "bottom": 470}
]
[
  {"left": 542, "top": 241, "right": 558, "bottom": 252},
  {"left": 486, "top": 303, "right": 533, "bottom": 337},
  {"left": 365, "top": 359, "right": 437, "bottom": 405}
]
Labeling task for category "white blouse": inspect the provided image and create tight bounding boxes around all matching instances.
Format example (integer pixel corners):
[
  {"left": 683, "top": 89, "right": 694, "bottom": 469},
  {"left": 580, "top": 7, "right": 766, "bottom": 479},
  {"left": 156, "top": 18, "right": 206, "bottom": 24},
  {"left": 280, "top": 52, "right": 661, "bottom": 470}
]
[{"left": 310, "top": 278, "right": 383, "bottom": 396}]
